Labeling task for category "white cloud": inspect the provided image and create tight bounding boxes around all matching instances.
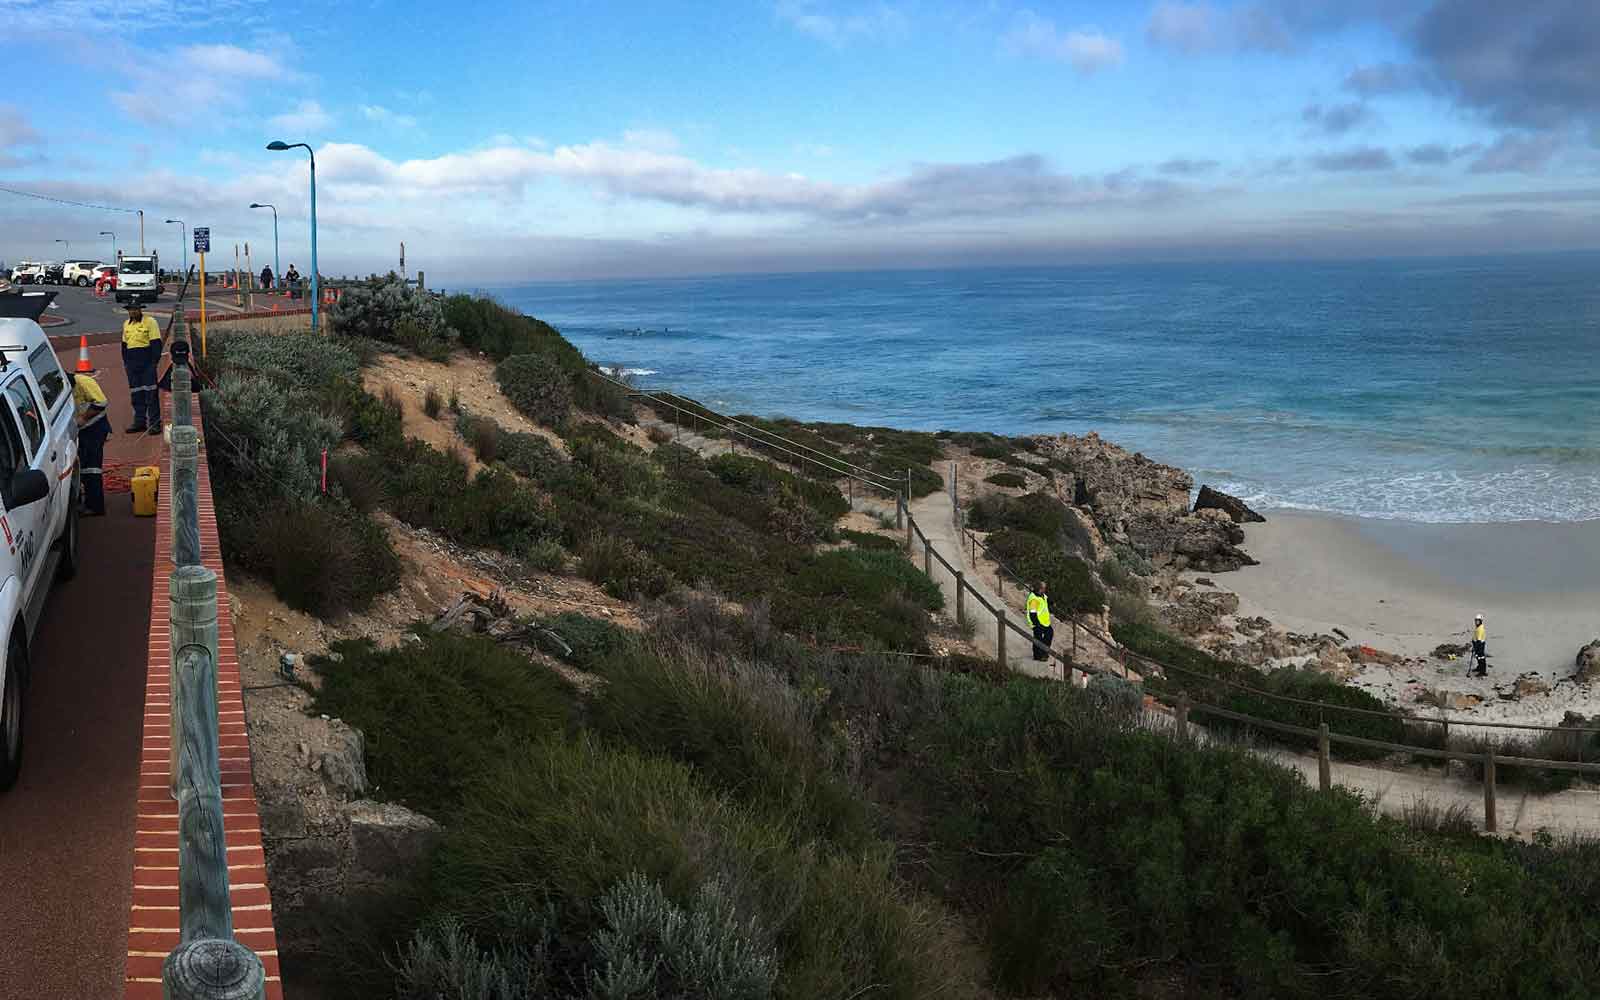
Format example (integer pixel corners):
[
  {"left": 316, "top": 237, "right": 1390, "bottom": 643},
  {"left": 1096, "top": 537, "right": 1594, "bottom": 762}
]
[
  {"left": 268, "top": 100, "right": 334, "bottom": 135},
  {"left": 0, "top": 104, "right": 40, "bottom": 150},
  {"left": 177, "top": 43, "right": 290, "bottom": 79},
  {"left": 1003, "top": 11, "right": 1124, "bottom": 75},
  {"left": 1145, "top": 2, "right": 1222, "bottom": 53},
  {"left": 775, "top": 0, "right": 909, "bottom": 45},
  {"left": 360, "top": 104, "right": 419, "bottom": 130},
  {"left": 110, "top": 41, "right": 299, "bottom": 127}
]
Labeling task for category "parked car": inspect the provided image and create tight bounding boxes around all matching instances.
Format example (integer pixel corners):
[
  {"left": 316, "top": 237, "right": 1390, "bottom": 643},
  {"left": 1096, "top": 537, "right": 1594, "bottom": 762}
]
[
  {"left": 9, "top": 263, "right": 41, "bottom": 285},
  {"left": 91, "top": 265, "right": 118, "bottom": 291},
  {"left": 40, "top": 263, "right": 64, "bottom": 286},
  {"left": 61, "top": 261, "right": 100, "bottom": 287},
  {"left": 0, "top": 317, "right": 83, "bottom": 790}
]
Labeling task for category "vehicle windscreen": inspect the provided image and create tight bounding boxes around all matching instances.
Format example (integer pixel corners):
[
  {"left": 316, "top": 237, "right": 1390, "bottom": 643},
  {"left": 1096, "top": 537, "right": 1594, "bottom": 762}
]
[{"left": 121, "top": 259, "right": 154, "bottom": 274}]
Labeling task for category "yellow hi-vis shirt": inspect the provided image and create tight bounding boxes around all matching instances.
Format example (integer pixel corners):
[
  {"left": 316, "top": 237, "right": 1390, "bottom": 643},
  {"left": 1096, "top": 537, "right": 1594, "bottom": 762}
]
[
  {"left": 73, "top": 374, "right": 108, "bottom": 425},
  {"left": 1475, "top": 624, "right": 1486, "bottom": 643},
  {"left": 122, "top": 315, "right": 160, "bottom": 349},
  {"left": 1027, "top": 591, "right": 1051, "bottom": 627}
]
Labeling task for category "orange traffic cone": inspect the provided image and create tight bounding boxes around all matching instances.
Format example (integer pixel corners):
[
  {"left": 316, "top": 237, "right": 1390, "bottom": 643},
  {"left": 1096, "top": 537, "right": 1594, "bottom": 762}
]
[{"left": 75, "top": 336, "right": 92, "bottom": 373}]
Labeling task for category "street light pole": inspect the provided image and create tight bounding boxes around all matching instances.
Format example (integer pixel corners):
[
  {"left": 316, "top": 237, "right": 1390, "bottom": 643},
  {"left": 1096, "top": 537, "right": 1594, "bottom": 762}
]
[
  {"left": 265, "top": 141, "right": 319, "bottom": 331},
  {"left": 99, "top": 230, "right": 116, "bottom": 260},
  {"left": 53, "top": 238, "right": 69, "bottom": 258},
  {"left": 165, "top": 219, "right": 186, "bottom": 274},
  {"left": 138, "top": 209, "right": 145, "bottom": 253},
  {"left": 249, "top": 203, "right": 279, "bottom": 290}
]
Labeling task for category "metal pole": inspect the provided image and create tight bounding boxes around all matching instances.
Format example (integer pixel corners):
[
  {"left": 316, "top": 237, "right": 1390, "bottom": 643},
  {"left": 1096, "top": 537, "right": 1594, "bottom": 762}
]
[
  {"left": 139, "top": 209, "right": 145, "bottom": 253},
  {"left": 309, "top": 148, "right": 320, "bottom": 332},
  {"left": 271, "top": 206, "right": 279, "bottom": 290}
]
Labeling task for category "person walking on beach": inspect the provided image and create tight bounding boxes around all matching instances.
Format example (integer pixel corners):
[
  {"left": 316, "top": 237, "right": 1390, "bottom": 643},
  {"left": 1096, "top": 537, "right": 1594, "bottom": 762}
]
[
  {"left": 1027, "top": 581, "right": 1053, "bottom": 662},
  {"left": 1471, "top": 614, "right": 1488, "bottom": 677}
]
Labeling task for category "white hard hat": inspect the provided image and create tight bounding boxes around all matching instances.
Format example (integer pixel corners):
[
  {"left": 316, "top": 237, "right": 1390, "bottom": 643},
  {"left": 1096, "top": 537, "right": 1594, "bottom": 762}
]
[{"left": 1474, "top": 613, "right": 1484, "bottom": 620}]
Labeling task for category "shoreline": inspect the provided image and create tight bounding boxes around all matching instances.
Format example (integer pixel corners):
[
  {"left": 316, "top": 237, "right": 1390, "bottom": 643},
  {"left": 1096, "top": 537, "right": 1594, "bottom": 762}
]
[{"left": 1213, "top": 508, "right": 1600, "bottom": 725}]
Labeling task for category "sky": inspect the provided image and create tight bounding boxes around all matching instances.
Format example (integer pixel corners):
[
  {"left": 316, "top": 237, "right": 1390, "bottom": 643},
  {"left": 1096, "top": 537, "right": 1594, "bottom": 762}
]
[{"left": 0, "top": 0, "right": 1597, "bottom": 281}]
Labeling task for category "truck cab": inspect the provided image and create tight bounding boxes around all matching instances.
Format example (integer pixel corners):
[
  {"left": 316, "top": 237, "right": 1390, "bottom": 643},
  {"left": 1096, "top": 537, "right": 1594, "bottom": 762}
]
[
  {"left": 114, "top": 252, "right": 161, "bottom": 305},
  {"left": 0, "top": 318, "right": 82, "bottom": 791}
]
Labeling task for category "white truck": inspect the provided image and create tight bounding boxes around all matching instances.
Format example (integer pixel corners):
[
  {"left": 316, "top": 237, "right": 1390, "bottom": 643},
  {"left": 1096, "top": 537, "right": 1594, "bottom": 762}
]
[
  {"left": 0, "top": 318, "right": 82, "bottom": 791},
  {"left": 114, "top": 251, "right": 161, "bottom": 305}
]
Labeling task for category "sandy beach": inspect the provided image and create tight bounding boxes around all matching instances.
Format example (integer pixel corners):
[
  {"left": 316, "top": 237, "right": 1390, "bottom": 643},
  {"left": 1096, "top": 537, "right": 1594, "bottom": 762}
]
[{"left": 1216, "top": 510, "right": 1600, "bottom": 724}]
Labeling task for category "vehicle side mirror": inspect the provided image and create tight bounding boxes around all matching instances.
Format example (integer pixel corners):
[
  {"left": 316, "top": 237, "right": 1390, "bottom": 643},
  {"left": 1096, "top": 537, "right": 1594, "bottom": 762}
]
[{"left": 6, "top": 468, "right": 48, "bottom": 509}]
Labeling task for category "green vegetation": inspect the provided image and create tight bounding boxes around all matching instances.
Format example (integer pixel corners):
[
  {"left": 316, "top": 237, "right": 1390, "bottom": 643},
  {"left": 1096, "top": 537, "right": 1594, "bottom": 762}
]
[
  {"left": 445, "top": 294, "right": 632, "bottom": 420},
  {"left": 983, "top": 470, "right": 1027, "bottom": 488},
  {"left": 327, "top": 278, "right": 453, "bottom": 360},
  {"left": 984, "top": 528, "right": 1104, "bottom": 613},
  {"left": 495, "top": 353, "right": 575, "bottom": 429}
]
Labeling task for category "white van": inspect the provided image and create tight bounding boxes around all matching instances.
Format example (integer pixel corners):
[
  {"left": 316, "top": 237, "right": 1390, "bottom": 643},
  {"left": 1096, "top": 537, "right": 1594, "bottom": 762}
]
[
  {"left": 0, "top": 318, "right": 82, "bottom": 790},
  {"left": 114, "top": 252, "right": 161, "bottom": 304}
]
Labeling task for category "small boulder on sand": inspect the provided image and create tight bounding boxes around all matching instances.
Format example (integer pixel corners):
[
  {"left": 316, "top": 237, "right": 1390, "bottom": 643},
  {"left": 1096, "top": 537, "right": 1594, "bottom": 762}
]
[
  {"left": 1512, "top": 673, "right": 1551, "bottom": 699},
  {"left": 1193, "top": 485, "right": 1266, "bottom": 524},
  {"left": 1576, "top": 640, "right": 1600, "bottom": 682}
]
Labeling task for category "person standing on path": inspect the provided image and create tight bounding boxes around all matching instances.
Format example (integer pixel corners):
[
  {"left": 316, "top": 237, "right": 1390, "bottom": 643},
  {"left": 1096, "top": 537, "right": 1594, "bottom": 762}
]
[
  {"left": 1027, "top": 581, "right": 1053, "bottom": 662},
  {"left": 259, "top": 264, "right": 274, "bottom": 292},
  {"left": 120, "top": 302, "right": 162, "bottom": 433},
  {"left": 69, "top": 369, "right": 110, "bottom": 516},
  {"left": 1471, "top": 614, "right": 1488, "bottom": 677}
]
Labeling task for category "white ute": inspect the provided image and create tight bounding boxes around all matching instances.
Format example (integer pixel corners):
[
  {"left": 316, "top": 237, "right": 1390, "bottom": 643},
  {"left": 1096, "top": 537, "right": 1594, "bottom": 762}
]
[
  {"left": 0, "top": 318, "right": 82, "bottom": 791},
  {"left": 114, "top": 252, "right": 161, "bottom": 305}
]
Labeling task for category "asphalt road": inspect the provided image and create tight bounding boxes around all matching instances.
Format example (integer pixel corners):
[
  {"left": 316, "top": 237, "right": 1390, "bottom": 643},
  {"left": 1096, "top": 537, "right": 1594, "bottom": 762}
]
[{"left": 0, "top": 339, "right": 162, "bottom": 999}]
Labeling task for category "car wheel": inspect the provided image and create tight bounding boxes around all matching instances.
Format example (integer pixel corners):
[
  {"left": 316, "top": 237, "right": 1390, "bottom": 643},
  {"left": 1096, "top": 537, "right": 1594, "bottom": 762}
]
[
  {"left": 76, "top": 276, "right": 89, "bottom": 287},
  {"left": 56, "top": 490, "right": 79, "bottom": 582},
  {"left": 0, "top": 634, "right": 25, "bottom": 792}
]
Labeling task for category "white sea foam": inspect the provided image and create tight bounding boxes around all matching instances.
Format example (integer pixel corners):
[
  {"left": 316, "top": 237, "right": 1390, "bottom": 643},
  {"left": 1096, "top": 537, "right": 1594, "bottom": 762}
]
[
  {"left": 597, "top": 366, "right": 660, "bottom": 377},
  {"left": 1215, "top": 467, "right": 1600, "bottom": 524}
]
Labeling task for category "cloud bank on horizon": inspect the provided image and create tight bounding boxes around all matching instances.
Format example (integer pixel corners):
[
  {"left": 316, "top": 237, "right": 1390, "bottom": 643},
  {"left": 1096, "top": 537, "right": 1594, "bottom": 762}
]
[{"left": 1, "top": 0, "right": 1597, "bottom": 281}]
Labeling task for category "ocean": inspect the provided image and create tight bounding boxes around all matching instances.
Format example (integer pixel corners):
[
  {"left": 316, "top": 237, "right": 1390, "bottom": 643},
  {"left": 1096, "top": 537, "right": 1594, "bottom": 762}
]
[{"left": 493, "top": 253, "right": 1600, "bottom": 525}]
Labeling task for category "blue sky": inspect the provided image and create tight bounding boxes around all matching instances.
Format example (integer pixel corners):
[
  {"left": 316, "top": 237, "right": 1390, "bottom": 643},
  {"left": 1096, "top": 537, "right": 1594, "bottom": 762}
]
[{"left": 1, "top": 0, "right": 1596, "bottom": 280}]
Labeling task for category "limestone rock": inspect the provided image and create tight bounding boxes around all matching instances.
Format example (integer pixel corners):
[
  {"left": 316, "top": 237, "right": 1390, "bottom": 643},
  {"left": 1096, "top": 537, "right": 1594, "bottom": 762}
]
[
  {"left": 318, "top": 722, "right": 369, "bottom": 798},
  {"left": 1434, "top": 689, "right": 1483, "bottom": 711},
  {"left": 1193, "top": 485, "right": 1266, "bottom": 524},
  {"left": 1576, "top": 640, "right": 1600, "bottom": 682},
  {"left": 1163, "top": 589, "right": 1240, "bottom": 637},
  {"left": 1512, "top": 673, "right": 1551, "bottom": 699},
  {"left": 347, "top": 800, "right": 442, "bottom": 879}
]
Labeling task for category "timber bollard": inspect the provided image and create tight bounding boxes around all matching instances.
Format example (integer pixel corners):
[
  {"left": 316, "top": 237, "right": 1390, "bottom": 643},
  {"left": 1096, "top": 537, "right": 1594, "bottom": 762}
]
[
  {"left": 172, "top": 425, "right": 201, "bottom": 567},
  {"left": 924, "top": 537, "right": 932, "bottom": 576},
  {"left": 905, "top": 510, "right": 913, "bottom": 552},
  {"left": 955, "top": 571, "right": 965, "bottom": 627},
  {"left": 172, "top": 356, "right": 192, "bottom": 427},
  {"left": 169, "top": 565, "right": 218, "bottom": 800},
  {"left": 163, "top": 564, "right": 267, "bottom": 1000},
  {"left": 1484, "top": 749, "right": 1497, "bottom": 832},
  {"left": 1318, "top": 723, "right": 1331, "bottom": 792},
  {"left": 1175, "top": 692, "right": 1190, "bottom": 740},
  {"left": 996, "top": 609, "right": 1007, "bottom": 669}
]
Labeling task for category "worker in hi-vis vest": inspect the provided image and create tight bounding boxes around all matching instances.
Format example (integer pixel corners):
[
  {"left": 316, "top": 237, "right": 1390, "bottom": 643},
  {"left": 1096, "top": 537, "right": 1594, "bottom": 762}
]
[
  {"left": 70, "top": 369, "right": 110, "bottom": 516},
  {"left": 1471, "top": 614, "right": 1488, "bottom": 677},
  {"left": 1027, "top": 581, "right": 1053, "bottom": 662}
]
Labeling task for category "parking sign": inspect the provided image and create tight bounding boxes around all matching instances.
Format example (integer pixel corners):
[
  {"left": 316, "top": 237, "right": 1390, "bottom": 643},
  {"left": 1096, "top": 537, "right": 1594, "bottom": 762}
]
[{"left": 193, "top": 227, "right": 210, "bottom": 253}]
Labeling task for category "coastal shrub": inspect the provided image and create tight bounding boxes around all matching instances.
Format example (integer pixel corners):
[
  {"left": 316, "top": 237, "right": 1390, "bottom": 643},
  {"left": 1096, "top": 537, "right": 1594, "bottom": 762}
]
[
  {"left": 983, "top": 528, "right": 1105, "bottom": 614},
  {"left": 249, "top": 501, "right": 401, "bottom": 617},
  {"left": 393, "top": 915, "right": 552, "bottom": 999},
  {"left": 328, "top": 279, "right": 454, "bottom": 359},
  {"left": 496, "top": 353, "right": 574, "bottom": 428},
  {"left": 983, "top": 471, "right": 1027, "bottom": 488},
  {"left": 456, "top": 412, "right": 499, "bottom": 463},
  {"left": 542, "top": 611, "right": 640, "bottom": 670},
  {"left": 525, "top": 539, "right": 567, "bottom": 573},
  {"left": 382, "top": 438, "right": 559, "bottom": 556},
  {"left": 327, "top": 451, "right": 387, "bottom": 513},
  {"left": 309, "top": 632, "right": 575, "bottom": 816},
  {"left": 205, "top": 373, "right": 342, "bottom": 499},
  {"left": 965, "top": 491, "right": 1070, "bottom": 539},
  {"left": 840, "top": 528, "right": 899, "bottom": 551},
  {"left": 423, "top": 384, "right": 443, "bottom": 419},
  {"left": 445, "top": 295, "right": 633, "bottom": 420},
  {"left": 647, "top": 424, "right": 672, "bottom": 445},
  {"left": 206, "top": 328, "right": 361, "bottom": 387},
  {"left": 499, "top": 432, "right": 568, "bottom": 484},
  {"left": 428, "top": 736, "right": 979, "bottom": 1000},
  {"left": 579, "top": 533, "right": 674, "bottom": 600},
  {"left": 707, "top": 453, "right": 850, "bottom": 521}
]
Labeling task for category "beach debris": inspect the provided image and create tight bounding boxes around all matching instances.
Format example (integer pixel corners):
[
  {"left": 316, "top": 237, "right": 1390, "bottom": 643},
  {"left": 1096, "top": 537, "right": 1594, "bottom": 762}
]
[
  {"left": 1193, "top": 484, "right": 1266, "bottom": 524},
  {"left": 1195, "top": 577, "right": 1215, "bottom": 587},
  {"left": 1575, "top": 640, "right": 1600, "bottom": 683},
  {"left": 1511, "top": 673, "right": 1552, "bottom": 700},
  {"left": 1433, "top": 642, "right": 1470, "bottom": 660},
  {"left": 1331, "top": 627, "right": 1349, "bottom": 640},
  {"left": 1432, "top": 689, "right": 1484, "bottom": 711}
]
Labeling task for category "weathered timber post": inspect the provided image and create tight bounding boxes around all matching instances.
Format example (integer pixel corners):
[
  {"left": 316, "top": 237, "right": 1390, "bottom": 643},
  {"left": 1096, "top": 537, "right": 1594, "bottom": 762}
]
[
  {"left": 847, "top": 476, "right": 853, "bottom": 509},
  {"left": 895, "top": 490, "right": 903, "bottom": 530},
  {"left": 1484, "top": 749, "right": 1497, "bottom": 832},
  {"left": 172, "top": 425, "right": 201, "bottom": 567},
  {"left": 163, "top": 565, "right": 266, "bottom": 1000},
  {"left": 904, "top": 510, "right": 913, "bottom": 553},
  {"left": 1072, "top": 619, "right": 1079, "bottom": 659},
  {"left": 1175, "top": 692, "right": 1190, "bottom": 741},
  {"left": 923, "top": 537, "right": 932, "bottom": 576},
  {"left": 1318, "top": 723, "right": 1332, "bottom": 792},
  {"left": 169, "top": 565, "right": 217, "bottom": 800},
  {"left": 172, "top": 358, "right": 192, "bottom": 428},
  {"left": 996, "top": 608, "right": 1007, "bottom": 670},
  {"left": 954, "top": 571, "right": 965, "bottom": 627}
]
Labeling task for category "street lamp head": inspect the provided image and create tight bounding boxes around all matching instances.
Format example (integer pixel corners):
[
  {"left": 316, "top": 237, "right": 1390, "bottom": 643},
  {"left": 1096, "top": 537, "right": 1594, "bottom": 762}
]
[
  {"left": 249, "top": 202, "right": 263, "bottom": 208},
  {"left": 266, "top": 141, "right": 291, "bottom": 151},
  {"left": 99, "top": 231, "right": 113, "bottom": 236},
  {"left": 164, "top": 218, "right": 180, "bottom": 223}
]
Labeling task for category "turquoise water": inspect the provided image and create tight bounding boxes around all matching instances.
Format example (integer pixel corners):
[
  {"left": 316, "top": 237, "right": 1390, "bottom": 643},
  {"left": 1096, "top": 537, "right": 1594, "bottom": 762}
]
[{"left": 495, "top": 253, "right": 1600, "bottom": 524}]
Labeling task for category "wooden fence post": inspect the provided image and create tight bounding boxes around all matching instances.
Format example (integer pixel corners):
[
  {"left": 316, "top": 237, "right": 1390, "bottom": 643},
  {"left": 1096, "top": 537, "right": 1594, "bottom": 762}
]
[
  {"left": 169, "top": 565, "right": 218, "bottom": 800},
  {"left": 1484, "top": 749, "right": 1497, "bottom": 832},
  {"left": 1318, "top": 723, "right": 1331, "bottom": 792},
  {"left": 955, "top": 571, "right": 965, "bottom": 627},
  {"left": 172, "top": 354, "right": 192, "bottom": 428},
  {"left": 163, "top": 563, "right": 266, "bottom": 1000},
  {"left": 1175, "top": 692, "right": 1190, "bottom": 740},
  {"left": 996, "top": 609, "right": 1007, "bottom": 669},
  {"left": 923, "top": 537, "right": 932, "bottom": 576},
  {"left": 1072, "top": 619, "right": 1078, "bottom": 659},
  {"left": 895, "top": 491, "right": 903, "bottom": 530},
  {"left": 172, "top": 425, "right": 201, "bottom": 567},
  {"left": 904, "top": 510, "right": 913, "bottom": 553},
  {"left": 847, "top": 477, "right": 853, "bottom": 510}
]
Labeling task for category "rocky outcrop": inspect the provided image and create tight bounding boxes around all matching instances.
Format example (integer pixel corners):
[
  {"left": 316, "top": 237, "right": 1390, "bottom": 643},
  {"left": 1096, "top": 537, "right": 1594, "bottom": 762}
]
[
  {"left": 1576, "top": 640, "right": 1600, "bottom": 682},
  {"left": 1193, "top": 485, "right": 1266, "bottom": 524},
  {"left": 1512, "top": 673, "right": 1551, "bottom": 699},
  {"left": 1162, "top": 589, "right": 1240, "bottom": 637},
  {"left": 347, "top": 800, "right": 442, "bottom": 880}
]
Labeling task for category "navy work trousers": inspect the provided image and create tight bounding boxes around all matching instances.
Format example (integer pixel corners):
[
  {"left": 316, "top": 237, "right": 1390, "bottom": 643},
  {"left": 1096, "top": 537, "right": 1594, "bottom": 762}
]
[
  {"left": 79, "top": 418, "right": 109, "bottom": 514},
  {"left": 122, "top": 341, "right": 162, "bottom": 428}
]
